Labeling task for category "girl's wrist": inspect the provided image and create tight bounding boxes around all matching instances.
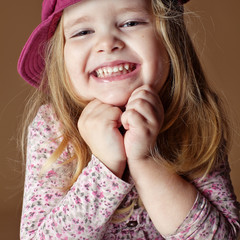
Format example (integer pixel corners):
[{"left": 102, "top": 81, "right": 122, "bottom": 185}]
[
  {"left": 103, "top": 159, "right": 127, "bottom": 179},
  {"left": 127, "top": 157, "right": 157, "bottom": 182}
]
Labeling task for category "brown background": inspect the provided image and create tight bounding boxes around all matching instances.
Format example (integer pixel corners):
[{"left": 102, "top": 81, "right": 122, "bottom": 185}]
[{"left": 0, "top": 0, "right": 239, "bottom": 239}]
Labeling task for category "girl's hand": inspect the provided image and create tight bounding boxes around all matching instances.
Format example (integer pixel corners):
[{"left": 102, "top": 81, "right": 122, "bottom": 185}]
[
  {"left": 121, "top": 85, "right": 164, "bottom": 162},
  {"left": 78, "top": 99, "right": 127, "bottom": 178}
]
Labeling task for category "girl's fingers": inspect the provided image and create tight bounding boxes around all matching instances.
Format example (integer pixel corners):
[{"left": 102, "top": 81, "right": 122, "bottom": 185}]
[
  {"left": 127, "top": 85, "right": 160, "bottom": 105},
  {"left": 81, "top": 99, "right": 122, "bottom": 124},
  {"left": 81, "top": 99, "right": 107, "bottom": 118},
  {"left": 126, "top": 98, "right": 160, "bottom": 124},
  {"left": 125, "top": 85, "right": 163, "bottom": 125},
  {"left": 121, "top": 108, "right": 146, "bottom": 131}
]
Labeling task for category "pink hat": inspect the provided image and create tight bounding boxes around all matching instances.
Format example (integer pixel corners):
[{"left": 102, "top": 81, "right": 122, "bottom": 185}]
[{"left": 17, "top": 0, "right": 190, "bottom": 87}]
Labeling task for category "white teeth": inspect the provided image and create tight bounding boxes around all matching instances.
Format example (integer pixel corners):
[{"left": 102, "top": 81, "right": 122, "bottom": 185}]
[
  {"left": 119, "top": 65, "right": 123, "bottom": 71},
  {"left": 124, "top": 64, "right": 129, "bottom": 70},
  {"left": 103, "top": 68, "right": 108, "bottom": 74},
  {"left": 95, "top": 63, "right": 134, "bottom": 78},
  {"left": 107, "top": 67, "right": 112, "bottom": 74},
  {"left": 98, "top": 68, "right": 103, "bottom": 75}
]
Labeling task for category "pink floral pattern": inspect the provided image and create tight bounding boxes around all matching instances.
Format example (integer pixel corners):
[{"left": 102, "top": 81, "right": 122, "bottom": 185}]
[{"left": 20, "top": 105, "right": 240, "bottom": 239}]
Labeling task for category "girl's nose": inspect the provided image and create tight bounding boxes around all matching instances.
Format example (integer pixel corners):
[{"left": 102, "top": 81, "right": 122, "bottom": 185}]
[{"left": 94, "top": 34, "right": 125, "bottom": 54}]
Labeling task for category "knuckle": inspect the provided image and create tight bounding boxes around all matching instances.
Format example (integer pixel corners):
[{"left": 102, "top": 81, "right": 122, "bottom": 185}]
[
  {"left": 127, "top": 108, "right": 137, "bottom": 117},
  {"left": 135, "top": 98, "right": 148, "bottom": 108},
  {"left": 141, "top": 88, "right": 151, "bottom": 95}
]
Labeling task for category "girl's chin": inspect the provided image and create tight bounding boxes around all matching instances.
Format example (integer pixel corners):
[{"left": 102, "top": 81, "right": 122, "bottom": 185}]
[
  {"left": 81, "top": 92, "right": 132, "bottom": 107},
  {"left": 80, "top": 90, "right": 125, "bottom": 106},
  {"left": 77, "top": 96, "right": 128, "bottom": 108},
  {"left": 101, "top": 98, "right": 128, "bottom": 108}
]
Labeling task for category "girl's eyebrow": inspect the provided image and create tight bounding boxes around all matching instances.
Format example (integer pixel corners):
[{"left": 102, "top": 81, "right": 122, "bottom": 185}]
[
  {"left": 64, "top": 16, "right": 92, "bottom": 30},
  {"left": 117, "top": 7, "right": 149, "bottom": 15}
]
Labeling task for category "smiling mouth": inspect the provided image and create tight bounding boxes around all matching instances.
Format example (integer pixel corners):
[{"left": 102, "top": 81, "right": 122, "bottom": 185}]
[{"left": 92, "top": 63, "right": 137, "bottom": 79}]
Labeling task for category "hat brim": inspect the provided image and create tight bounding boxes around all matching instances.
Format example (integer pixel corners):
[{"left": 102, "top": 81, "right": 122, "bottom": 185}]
[
  {"left": 17, "top": 13, "right": 62, "bottom": 87},
  {"left": 17, "top": 0, "right": 83, "bottom": 87}
]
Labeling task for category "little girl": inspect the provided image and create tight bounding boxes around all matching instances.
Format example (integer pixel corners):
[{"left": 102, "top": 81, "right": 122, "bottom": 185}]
[{"left": 18, "top": 0, "right": 240, "bottom": 239}]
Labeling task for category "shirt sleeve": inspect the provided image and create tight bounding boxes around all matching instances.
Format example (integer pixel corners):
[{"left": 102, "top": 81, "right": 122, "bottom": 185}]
[
  {"left": 165, "top": 157, "right": 240, "bottom": 240},
  {"left": 20, "top": 105, "right": 133, "bottom": 240}
]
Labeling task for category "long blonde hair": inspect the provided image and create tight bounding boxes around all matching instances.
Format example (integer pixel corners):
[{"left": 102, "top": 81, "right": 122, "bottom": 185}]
[
  {"left": 151, "top": 0, "right": 229, "bottom": 178},
  {"left": 21, "top": 0, "right": 229, "bottom": 194}
]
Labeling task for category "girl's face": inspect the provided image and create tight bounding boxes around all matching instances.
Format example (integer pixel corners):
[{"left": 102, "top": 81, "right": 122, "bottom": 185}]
[{"left": 63, "top": 0, "right": 170, "bottom": 107}]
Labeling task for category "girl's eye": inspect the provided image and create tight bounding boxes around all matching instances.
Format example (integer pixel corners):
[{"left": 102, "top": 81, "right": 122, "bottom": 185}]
[
  {"left": 71, "top": 30, "right": 94, "bottom": 38},
  {"left": 121, "top": 21, "right": 145, "bottom": 28}
]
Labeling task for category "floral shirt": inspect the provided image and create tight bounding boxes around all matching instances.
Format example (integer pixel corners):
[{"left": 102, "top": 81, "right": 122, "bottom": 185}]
[{"left": 20, "top": 105, "right": 240, "bottom": 239}]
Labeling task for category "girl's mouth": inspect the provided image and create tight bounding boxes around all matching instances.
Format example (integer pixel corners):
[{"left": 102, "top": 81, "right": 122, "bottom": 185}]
[{"left": 91, "top": 63, "right": 137, "bottom": 79}]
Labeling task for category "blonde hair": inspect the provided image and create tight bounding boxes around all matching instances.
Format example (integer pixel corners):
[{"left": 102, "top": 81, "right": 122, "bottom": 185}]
[
  {"left": 152, "top": 0, "right": 229, "bottom": 178},
  {"left": 21, "top": 0, "right": 230, "bottom": 220}
]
